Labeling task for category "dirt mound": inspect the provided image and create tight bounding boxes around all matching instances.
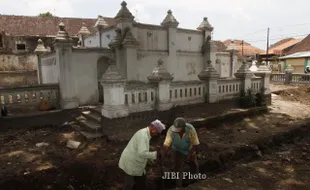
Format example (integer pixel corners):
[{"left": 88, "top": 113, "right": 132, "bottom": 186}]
[{"left": 273, "top": 85, "right": 310, "bottom": 104}]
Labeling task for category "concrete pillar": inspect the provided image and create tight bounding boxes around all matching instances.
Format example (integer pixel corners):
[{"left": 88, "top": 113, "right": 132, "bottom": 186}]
[
  {"left": 226, "top": 41, "right": 239, "bottom": 77},
  {"left": 234, "top": 60, "right": 253, "bottom": 92},
  {"left": 198, "top": 60, "right": 220, "bottom": 103},
  {"left": 108, "top": 28, "right": 122, "bottom": 72},
  {"left": 122, "top": 27, "right": 139, "bottom": 80},
  {"left": 197, "top": 17, "right": 215, "bottom": 69},
  {"left": 254, "top": 62, "right": 271, "bottom": 94},
  {"left": 284, "top": 64, "right": 294, "bottom": 84},
  {"left": 161, "top": 10, "right": 179, "bottom": 72},
  {"left": 54, "top": 22, "right": 79, "bottom": 109},
  {"left": 100, "top": 64, "right": 129, "bottom": 118},
  {"left": 254, "top": 62, "right": 272, "bottom": 105},
  {"left": 34, "top": 39, "right": 48, "bottom": 84},
  {"left": 148, "top": 59, "right": 174, "bottom": 111}
]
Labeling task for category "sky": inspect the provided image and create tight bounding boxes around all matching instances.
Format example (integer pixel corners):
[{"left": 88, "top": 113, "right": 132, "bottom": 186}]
[{"left": 1, "top": 0, "right": 310, "bottom": 50}]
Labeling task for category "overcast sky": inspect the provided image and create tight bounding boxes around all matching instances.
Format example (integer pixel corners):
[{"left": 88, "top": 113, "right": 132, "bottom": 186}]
[{"left": 1, "top": 0, "right": 310, "bottom": 50}]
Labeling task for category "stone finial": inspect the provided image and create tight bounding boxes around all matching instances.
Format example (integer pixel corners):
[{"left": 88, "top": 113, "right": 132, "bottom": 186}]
[
  {"left": 55, "top": 22, "right": 72, "bottom": 43},
  {"left": 78, "top": 22, "right": 91, "bottom": 35},
  {"left": 94, "top": 15, "right": 108, "bottom": 30},
  {"left": 161, "top": 10, "right": 179, "bottom": 28},
  {"left": 257, "top": 61, "right": 270, "bottom": 72},
  {"left": 234, "top": 60, "right": 253, "bottom": 78},
  {"left": 108, "top": 28, "right": 122, "bottom": 49},
  {"left": 197, "top": 17, "right": 213, "bottom": 31},
  {"left": 100, "top": 64, "right": 126, "bottom": 83},
  {"left": 147, "top": 59, "right": 174, "bottom": 82},
  {"left": 34, "top": 39, "right": 48, "bottom": 55},
  {"left": 226, "top": 40, "right": 239, "bottom": 52},
  {"left": 198, "top": 60, "right": 220, "bottom": 80},
  {"left": 249, "top": 60, "right": 258, "bottom": 72},
  {"left": 285, "top": 64, "right": 294, "bottom": 73},
  {"left": 77, "top": 40, "right": 82, "bottom": 48},
  {"left": 115, "top": 1, "right": 135, "bottom": 21},
  {"left": 122, "top": 27, "right": 139, "bottom": 47}
]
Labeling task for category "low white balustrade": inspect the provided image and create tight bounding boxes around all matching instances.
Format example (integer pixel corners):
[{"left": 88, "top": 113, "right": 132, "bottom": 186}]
[
  {"left": 170, "top": 81, "right": 206, "bottom": 105},
  {"left": 217, "top": 79, "right": 242, "bottom": 101},
  {"left": 124, "top": 83, "right": 157, "bottom": 113}
]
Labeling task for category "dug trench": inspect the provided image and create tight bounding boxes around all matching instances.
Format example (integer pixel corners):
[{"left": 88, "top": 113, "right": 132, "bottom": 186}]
[{"left": 1, "top": 107, "right": 310, "bottom": 190}]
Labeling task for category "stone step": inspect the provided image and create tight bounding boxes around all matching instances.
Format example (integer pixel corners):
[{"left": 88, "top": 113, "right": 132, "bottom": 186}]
[
  {"left": 90, "top": 106, "right": 101, "bottom": 115},
  {"left": 71, "top": 124, "right": 104, "bottom": 139},
  {"left": 81, "top": 110, "right": 101, "bottom": 123},
  {"left": 76, "top": 116, "right": 102, "bottom": 132}
]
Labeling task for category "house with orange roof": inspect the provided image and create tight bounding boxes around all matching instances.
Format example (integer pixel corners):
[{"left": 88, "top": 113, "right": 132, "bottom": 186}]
[
  {"left": 223, "top": 40, "right": 264, "bottom": 60},
  {"left": 279, "top": 34, "right": 310, "bottom": 73},
  {"left": 263, "top": 38, "right": 302, "bottom": 56}
]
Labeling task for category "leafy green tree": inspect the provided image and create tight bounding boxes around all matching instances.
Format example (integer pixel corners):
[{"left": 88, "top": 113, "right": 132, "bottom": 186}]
[{"left": 39, "top": 12, "right": 53, "bottom": 17}]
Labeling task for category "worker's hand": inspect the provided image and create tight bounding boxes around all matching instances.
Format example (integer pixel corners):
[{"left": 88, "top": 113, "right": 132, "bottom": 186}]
[
  {"left": 156, "top": 149, "right": 162, "bottom": 163},
  {"left": 186, "top": 151, "right": 196, "bottom": 161}
]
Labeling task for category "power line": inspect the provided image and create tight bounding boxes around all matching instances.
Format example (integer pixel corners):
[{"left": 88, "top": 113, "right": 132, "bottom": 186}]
[
  {"left": 234, "top": 22, "right": 310, "bottom": 39},
  {"left": 234, "top": 29, "right": 267, "bottom": 39},
  {"left": 242, "top": 32, "right": 310, "bottom": 42},
  {"left": 274, "top": 22, "right": 310, "bottom": 29},
  {"left": 246, "top": 33, "right": 309, "bottom": 43}
]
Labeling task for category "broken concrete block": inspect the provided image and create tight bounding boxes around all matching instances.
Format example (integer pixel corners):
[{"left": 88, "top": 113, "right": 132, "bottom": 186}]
[
  {"left": 66, "top": 140, "right": 81, "bottom": 149},
  {"left": 36, "top": 142, "right": 49, "bottom": 147}
]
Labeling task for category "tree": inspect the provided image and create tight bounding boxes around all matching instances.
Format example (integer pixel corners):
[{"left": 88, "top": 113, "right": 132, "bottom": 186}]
[{"left": 39, "top": 12, "right": 53, "bottom": 17}]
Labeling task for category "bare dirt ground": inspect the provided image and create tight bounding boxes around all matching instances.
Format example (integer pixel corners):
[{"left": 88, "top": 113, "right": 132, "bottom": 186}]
[
  {"left": 0, "top": 84, "right": 310, "bottom": 190},
  {"left": 184, "top": 135, "right": 310, "bottom": 190}
]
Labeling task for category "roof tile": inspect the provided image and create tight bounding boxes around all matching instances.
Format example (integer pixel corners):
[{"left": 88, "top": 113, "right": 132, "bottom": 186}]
[{"left": 0, "top": 15, "right": 116, "bottom": 36}]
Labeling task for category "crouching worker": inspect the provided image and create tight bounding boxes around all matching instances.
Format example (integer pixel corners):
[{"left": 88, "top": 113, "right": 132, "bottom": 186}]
[
  {"left": 162, "top": 117, "right": 200, "bottom": 188},
  {"left": 119, "top": 119, "right": 166, "bottom": 190}
]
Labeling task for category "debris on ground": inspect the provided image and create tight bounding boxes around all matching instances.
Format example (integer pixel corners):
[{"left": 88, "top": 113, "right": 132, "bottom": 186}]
[
  {"left": 66, "top": 140, "right": 81, "bottom": 149},
  {"left": 0, "top": 84, "right": 309, "bottom": 189},
  {"left": 35, "top": 142, "right": 49, "bottom": 147}
]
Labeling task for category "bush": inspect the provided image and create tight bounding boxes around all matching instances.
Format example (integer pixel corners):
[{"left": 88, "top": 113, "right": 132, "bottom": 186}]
[{"left": 239, "top": 88, "right": 257, "bottom": 108}]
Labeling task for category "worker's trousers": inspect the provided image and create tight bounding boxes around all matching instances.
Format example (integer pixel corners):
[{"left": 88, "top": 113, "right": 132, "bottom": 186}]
[
  {"left": 172, "top": 150, "right": 199, "bottom": 188},
  {"left": 122, "top": 172, "right": 147, "bottom": 190}
]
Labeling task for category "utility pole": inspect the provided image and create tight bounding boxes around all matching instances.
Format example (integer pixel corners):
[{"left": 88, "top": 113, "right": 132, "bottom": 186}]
[{"left": 266, "top": 27, "right": 270, "bottom": 62}]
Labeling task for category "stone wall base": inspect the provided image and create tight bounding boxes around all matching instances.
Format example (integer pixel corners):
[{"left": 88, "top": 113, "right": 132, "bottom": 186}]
[
  {"left": 101, "top": 99, "right": 240, "bottom": 132},
  {"left": 264, "top": 94, "right": 272, "bottom": 106},
  {"left": 101, "top": 104, "right": 129, "bottom": 119},
  {"left": 61, "top": 98, "right": 79, "bottom": 109}
]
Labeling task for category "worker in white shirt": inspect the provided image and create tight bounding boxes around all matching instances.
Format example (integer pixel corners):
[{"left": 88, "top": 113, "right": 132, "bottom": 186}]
[{"left": 119, "top": 119, "right": 166, "bottom": 190}]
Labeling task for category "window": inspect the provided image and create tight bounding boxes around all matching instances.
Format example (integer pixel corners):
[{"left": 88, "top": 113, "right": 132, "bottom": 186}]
[{"left": 16, "top": 44, "right": 26, "bottom": 50}]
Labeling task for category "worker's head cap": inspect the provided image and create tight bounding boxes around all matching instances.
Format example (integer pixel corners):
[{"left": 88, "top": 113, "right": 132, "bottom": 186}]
[
  {"left": 151, "top": 119, "right": 166, "bottom": 134},
  {"left": 171, "top": 117, "right": 186, "bottom": 132}
]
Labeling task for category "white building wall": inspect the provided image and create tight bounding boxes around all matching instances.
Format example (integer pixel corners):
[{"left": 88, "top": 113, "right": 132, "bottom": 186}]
[
  {"left": 135, "top": 52, "right": 169, "bottom": 82},
  {"left": 84, "top": 32, "right": 100, "bottom": 47},
  {"left": 173, "top": 53, "right": 204, "bottom": 81},
  {"left": 70, "top": 50, "right": 111, "bottom": 105},
  {"left": 100, "top": 29, "right": 117, "bottom": 48},
  {"left": 176, "top": 30, "right": 204, "bottom": 52},
  {"left": 136, "top": 27, "right": 168, "bottom": 51},
  {"left": 40, "top": 54, "right": 59, "bottom": 84},
  {"left": 216, "top": 52, "right": 231, "bottom": 78}
]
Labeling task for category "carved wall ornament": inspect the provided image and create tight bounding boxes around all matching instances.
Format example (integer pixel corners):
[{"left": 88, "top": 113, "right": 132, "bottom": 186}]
[
  {"left": 188, "top": 36, "right": 192, "bottom": 41},
  {"left": 106, "top": 34, "right": 111, "bottom": 39},
  {"left": 147, "top": 32, "right": 152, "bottom": 37}
]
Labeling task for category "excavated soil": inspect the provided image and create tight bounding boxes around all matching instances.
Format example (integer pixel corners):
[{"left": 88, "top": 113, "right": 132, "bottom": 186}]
[{"left": 0, "top": 84, "right": 310, "bottom": 190}]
